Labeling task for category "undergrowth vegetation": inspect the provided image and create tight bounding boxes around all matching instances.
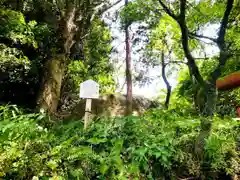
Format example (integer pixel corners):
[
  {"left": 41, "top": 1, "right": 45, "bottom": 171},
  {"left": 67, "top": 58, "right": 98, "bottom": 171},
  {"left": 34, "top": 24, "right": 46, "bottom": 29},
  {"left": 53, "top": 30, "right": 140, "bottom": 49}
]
[{"left": 0, "top": 105, "right": 239, "bottom": 179}]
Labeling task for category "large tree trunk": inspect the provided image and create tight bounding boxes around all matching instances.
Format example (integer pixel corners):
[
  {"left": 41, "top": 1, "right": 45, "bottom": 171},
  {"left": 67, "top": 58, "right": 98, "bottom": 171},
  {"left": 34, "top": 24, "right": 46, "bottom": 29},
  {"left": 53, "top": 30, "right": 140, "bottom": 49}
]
[
  {"left": 36, "top": 56, "right": 66, "bottom": 113},
  {"left": 195, "top": 82, "right": 218, "bottom": 180},
  {"left": 36, "top": 4, "right": 76, "bottom": 114},
  {"left": 125, "top": 0, "right": 133, "bottom": 116},
  {"left": 195, "top": 82, "right": 217, "bottom": 155}
]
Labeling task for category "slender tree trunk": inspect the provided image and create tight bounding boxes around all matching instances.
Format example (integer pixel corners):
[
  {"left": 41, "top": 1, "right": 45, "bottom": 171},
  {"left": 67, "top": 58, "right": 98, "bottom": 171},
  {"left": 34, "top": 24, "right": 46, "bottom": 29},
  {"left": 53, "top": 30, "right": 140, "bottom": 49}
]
[
  {"left": 187, "top": 65, "right": 198, "bottom": 111},
  {"left": 161, "top": 52, "right": 171, "bottom": 109},
  {"left": 125, "top": 0, "right": 133, "bottom": 116}
]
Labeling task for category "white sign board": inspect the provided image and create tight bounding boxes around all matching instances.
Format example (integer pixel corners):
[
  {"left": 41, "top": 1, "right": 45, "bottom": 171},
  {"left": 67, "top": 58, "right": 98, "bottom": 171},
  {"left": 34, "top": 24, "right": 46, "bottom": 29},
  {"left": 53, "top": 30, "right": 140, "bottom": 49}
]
[{"left": 80, "top": 79, "right": 99, "bottom": 99}]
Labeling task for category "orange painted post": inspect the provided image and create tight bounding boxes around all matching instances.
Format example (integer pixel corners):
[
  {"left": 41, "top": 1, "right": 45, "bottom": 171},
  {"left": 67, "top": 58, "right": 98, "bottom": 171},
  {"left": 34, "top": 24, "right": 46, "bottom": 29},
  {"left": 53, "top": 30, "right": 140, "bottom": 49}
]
[
  {"left": 216, "top": 72, "right": 240, "bottom": 91},
  {"left": 216, "top": 72, "right": 240, "bottom": 117},
  {"left": 236, "top": 107, "right": 240, "bottom": 117}
]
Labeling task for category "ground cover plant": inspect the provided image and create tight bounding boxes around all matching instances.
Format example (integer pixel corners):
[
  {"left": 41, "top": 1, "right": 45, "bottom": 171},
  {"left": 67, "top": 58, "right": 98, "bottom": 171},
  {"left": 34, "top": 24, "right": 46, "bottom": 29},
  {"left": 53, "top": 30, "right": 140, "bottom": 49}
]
[{"left": 0, "top": 105, "right": 239, "bottom": 179}]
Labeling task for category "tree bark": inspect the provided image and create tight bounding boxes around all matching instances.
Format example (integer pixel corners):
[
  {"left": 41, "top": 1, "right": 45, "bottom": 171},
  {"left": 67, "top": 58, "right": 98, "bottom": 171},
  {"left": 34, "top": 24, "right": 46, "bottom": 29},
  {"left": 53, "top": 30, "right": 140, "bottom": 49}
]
[
  {"left": 36, "top": 5, "right": 76, "bottom": 114},
  {"left": 36, "top": 56, "right": 66, "bottom": 113},
  {"left": 195, "top": 83, "right": 217, "bottom": 157},
  {"left": 161, "top": 52, "right": 171, "bottom": 109},
  {"left": 125, "top": 0, "right": 133, "bottom": 116}
]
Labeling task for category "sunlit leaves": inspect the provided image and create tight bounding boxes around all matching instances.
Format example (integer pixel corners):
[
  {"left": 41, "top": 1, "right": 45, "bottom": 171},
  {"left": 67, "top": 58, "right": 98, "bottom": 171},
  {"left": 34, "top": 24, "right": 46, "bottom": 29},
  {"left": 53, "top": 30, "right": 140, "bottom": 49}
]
[
  {"left": 120, "top": 0, "right": 151, "bottom": 26},
  {"left": 120, "top": 0, "right": 161, "bottom": 28},
  {"left": 226, "top": 23, "right": 240, "bottom": 52},
  {"left": 0, "top": 9, "right": 55, "bottom": 88},
  {"left": 0, "top": 44, "right": 26, "bottom": 61},
  {"left": 0, "top": 9, "right": 37, "bottom": 47},
  {"left": 68, "top": 19, "right": 116, "bottom": 94},
  {"left": 186, "top": 0, "right": 226, "bottom": 31},
  {"left": 147, "top": 15, "right": 185, "bottom": 60}
]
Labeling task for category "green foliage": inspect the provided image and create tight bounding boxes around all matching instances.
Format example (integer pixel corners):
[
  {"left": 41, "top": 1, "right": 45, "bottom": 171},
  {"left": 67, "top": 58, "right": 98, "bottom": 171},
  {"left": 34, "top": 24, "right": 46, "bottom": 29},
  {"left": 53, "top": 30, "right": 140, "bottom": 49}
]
[
  {"left": 144, "top": 0, "right": 240, "bottom": 117},
  {"left": 186, "top": 0, "right": 226, "bottom": 30},
  {"left": 0, "top": 105, "right": 239, "bottom": 179},
  {"left": 0, "top": 44, "right": 30, "bottom": 66},
  {"left": 0, "top": 8, "right": 115, "bottom": 106},
  {"left": 0, "top": 9, "right": 34, "bottom": 68},
  {"left": 0, "top": 8, "right": 53, "bottom": 70},
  {"left": 176, "top": 58, "right": 240, "bottom": 117},
  {"left": 0, "top": 9, "right": 37, "bottom": 48},
  {"left": 0, "top": 9, "right": 55, "bottom": 107},
  {"left": 1, "top": 1, "right": 240, "bottom": 179},
  {"left": 67, "top": 19, "right": 116, "bottom": 94},
  {"left": 120, "top": 0, "right": 151, "bottom": 26}
]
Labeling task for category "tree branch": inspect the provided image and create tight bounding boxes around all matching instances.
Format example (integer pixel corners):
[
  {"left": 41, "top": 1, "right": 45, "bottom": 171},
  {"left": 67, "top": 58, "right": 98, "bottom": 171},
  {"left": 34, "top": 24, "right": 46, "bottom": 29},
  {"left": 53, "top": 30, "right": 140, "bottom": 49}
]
[
  {"left": 211, "top": 0, "right": 234, "bottom": 82},
  {"left": 217, "top": 0, "right": 234, "bottom": 50},
  {"left": 165, "top": 61, "right": 187, "bottom": 66},
  {"left": 178, "top": 0, "right": 205, "bottom": 85},
  {"left": 189, "top": 32, "right": 217, "bottom": 43},
  {"left": 158, "top": 0, "right": 204, "bottom": 85},
  {"left": 195, "top": 57, "right": 215, "bottom": 60},
  {"left": 158, "top": 0, "right": 178, "bottom": 20},
  {"left": 97, "top": 0, "right": 122, "bottom": 16}
]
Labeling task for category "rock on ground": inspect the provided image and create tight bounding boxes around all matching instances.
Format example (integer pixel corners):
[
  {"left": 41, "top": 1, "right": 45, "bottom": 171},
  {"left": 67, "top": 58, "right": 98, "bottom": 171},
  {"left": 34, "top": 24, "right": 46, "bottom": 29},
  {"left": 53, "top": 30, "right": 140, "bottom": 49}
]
[{"left": 58, "top": 93, "right": 161, "bottom": 119}]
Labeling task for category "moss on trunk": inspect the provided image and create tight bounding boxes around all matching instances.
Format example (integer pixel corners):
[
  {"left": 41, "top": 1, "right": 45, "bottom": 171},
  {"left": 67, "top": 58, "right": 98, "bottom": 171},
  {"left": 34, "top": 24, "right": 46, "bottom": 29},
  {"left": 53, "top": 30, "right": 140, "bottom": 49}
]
[{"left": 36, "top": 56, "right": 66, "bottom": 114}]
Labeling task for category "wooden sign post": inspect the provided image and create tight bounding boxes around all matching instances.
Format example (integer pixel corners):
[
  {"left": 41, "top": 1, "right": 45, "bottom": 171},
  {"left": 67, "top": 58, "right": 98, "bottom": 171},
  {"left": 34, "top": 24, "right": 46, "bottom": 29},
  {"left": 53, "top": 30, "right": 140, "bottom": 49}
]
[{"left": 80, "top": 80, "right": 99, "bottom": 129}]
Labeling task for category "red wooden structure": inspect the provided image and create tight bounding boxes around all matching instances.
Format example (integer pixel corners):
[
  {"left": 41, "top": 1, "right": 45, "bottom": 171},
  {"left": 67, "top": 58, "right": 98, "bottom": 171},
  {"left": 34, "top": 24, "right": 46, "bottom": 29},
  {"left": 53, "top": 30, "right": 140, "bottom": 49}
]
[{"left": 216, "top": 72, "right": 240, "bottom": 117}]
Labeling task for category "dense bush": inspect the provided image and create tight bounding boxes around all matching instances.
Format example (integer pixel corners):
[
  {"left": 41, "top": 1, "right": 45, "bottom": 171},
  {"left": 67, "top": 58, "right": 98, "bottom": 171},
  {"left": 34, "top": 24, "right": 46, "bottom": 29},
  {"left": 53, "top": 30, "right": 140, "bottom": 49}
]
[{"left": 0, "top": 105, "right": 239, "bottom": 179}]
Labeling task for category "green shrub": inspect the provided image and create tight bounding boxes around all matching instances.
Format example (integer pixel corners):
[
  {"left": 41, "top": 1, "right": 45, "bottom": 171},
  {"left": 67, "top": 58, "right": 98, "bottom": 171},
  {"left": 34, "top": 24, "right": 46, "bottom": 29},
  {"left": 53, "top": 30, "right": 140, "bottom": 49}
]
[{"left": 0, "top": 106, "right": 239, "bottom": 179}]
